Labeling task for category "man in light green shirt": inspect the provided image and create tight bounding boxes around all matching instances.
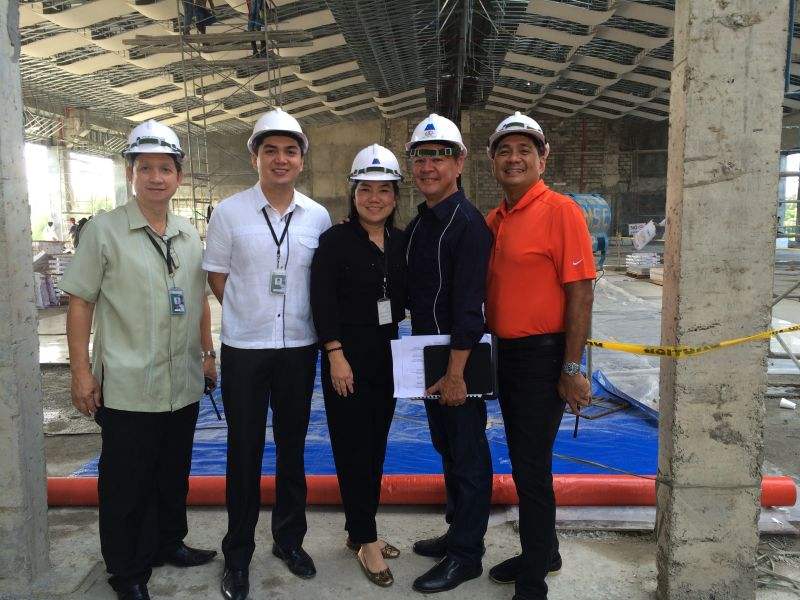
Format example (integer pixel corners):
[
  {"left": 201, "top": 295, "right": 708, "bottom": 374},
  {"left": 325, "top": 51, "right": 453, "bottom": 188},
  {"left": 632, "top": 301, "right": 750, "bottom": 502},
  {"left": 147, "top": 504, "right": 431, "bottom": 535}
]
[
  {"left": 61, "top": 120, "right": 217, "bottom": 600},
  {"left": 64, "top": 200, "right": 208, "bottom": 412}
]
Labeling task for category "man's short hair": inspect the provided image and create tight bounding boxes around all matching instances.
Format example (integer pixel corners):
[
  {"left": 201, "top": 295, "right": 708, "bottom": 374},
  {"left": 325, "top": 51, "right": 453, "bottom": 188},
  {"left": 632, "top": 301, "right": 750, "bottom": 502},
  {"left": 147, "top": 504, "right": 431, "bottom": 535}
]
[{"left": 251, "top": 131, "right": 306, "bottom": 156}]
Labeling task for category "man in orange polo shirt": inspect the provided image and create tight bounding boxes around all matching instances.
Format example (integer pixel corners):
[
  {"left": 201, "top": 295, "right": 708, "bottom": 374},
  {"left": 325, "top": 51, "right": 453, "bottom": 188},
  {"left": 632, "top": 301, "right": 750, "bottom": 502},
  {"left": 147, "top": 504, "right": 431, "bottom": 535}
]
[{"left": 484, "top": 112, "right": 595, "bottom": 600}]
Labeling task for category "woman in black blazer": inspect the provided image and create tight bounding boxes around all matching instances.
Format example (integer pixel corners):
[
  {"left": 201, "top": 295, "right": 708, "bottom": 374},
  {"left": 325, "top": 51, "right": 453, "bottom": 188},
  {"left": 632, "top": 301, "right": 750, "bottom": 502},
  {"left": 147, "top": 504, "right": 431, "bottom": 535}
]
[{"left": 310, "top": 144, "right": 407, "bottom": 588}]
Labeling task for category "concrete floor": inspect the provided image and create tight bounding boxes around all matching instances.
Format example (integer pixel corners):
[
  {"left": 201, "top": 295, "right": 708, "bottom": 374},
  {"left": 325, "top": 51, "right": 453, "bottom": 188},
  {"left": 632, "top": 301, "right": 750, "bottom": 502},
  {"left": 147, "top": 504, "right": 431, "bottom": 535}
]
[
  {"left": 31, "top": 507, "right": 800, "bottom": 600},
  {"left": 32, "top": 269, "right": 800, "bottom": 599}
]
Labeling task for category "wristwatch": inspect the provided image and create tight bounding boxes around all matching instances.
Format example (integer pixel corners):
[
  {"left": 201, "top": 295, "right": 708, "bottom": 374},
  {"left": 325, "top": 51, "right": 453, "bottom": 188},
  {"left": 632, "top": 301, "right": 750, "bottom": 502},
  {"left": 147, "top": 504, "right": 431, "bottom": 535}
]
[
  {"left": 201, "top": 349, "right": 217, "bottom": 360},
  {"left": 562, "top": 361, "right": 581, "bottom": 376}
]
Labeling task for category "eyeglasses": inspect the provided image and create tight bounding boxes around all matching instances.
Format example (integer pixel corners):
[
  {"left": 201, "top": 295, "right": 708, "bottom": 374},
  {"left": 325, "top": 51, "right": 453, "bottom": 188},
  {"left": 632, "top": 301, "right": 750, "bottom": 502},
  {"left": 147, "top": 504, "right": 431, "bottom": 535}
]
[{"left": 408, "top": 147, "right": 458, "bottom": 158}]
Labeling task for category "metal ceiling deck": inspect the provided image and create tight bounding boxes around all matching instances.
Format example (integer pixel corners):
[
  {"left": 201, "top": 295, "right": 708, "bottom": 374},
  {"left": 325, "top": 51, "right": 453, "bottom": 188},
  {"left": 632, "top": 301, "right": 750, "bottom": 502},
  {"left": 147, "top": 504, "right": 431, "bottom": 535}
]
[{"left": 15, "top": 0, "right": 800, "bottom": 154}]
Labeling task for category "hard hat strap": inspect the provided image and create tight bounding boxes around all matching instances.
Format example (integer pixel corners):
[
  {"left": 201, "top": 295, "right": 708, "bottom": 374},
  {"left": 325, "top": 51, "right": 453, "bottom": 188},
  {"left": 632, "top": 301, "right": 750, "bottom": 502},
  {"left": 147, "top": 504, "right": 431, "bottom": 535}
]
[
  {"left": 351, "top": 165, "right": 401, "bottom": 177},
  {"left": 501, "top": 121, "right": 533, "bottom": 130},
  {"left": 500, "top": 122, "right": 544, "bottom": 139},
  {"left": 126, "top": 136, "right": 184, "bottom": 157}
]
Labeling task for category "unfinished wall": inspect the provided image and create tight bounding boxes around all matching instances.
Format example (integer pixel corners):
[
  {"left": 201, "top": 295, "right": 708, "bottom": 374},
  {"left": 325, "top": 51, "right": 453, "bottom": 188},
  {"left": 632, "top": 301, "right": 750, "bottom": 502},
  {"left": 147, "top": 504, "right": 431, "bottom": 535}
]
[
  {"left": 202, "top": 110, "right": 670, "bottom": 231},
  {"left": 461, "top": 110, "right": 669, "bottom": 234}
]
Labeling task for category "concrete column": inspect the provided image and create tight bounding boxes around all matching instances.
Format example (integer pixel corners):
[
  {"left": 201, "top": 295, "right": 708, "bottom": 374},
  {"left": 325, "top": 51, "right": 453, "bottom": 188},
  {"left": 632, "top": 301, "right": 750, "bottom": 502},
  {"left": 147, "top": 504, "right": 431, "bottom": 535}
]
[
  {"left": 657, "top": 2, "right": 789, "bottom": 599},
  {"left": 55, "top": 146, "right": 73, "bottom": 232},
  {"left": 0, "top": 0, "right": 51, "bottom": 594},
  {"left": 113, "top": 156, "right": 129, "bottom": 208}
]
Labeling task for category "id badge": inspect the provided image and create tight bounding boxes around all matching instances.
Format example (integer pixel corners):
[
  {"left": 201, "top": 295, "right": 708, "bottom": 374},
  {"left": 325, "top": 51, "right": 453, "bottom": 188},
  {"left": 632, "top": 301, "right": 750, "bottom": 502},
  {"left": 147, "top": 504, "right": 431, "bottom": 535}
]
[
  {"left": 377, "top": 298, "right": 392, "bottom": 325},
  {"left": 169, "top": 287, "right": 186, "bottom": 315},
  {"left": 270, "top": 269, "right": 287, "bottom": 295}
]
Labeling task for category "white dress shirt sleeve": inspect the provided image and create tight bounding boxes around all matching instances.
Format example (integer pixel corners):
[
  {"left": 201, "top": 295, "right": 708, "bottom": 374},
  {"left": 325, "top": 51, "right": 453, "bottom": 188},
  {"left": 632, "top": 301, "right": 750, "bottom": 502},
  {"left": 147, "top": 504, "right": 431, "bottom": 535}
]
[
  {"left": 202, "top": 206, "right": 232, "bottom": 274},
  {"left": 321, "top": 210, "right": 332, "bottom": 233}
]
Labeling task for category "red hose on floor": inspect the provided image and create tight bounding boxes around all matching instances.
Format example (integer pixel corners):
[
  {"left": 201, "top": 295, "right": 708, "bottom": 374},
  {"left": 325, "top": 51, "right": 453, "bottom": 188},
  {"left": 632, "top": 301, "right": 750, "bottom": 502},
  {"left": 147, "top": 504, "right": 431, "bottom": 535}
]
[{"left": 47, "top": 474, "right": 797, "bottom": 507}]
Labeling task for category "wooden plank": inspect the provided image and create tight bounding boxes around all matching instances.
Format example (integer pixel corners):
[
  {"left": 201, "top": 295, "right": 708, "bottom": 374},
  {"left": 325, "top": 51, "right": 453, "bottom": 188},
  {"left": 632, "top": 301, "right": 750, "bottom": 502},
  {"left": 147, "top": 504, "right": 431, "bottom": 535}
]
[
  {"left": 182, "top": 57, "right": 300, "bottom": 67},
  {"left": 128, "top": 43, "right": 308, "bottom": 57},
  {"left": 123, "top": 31, "right": 312, "bottom": 46}
]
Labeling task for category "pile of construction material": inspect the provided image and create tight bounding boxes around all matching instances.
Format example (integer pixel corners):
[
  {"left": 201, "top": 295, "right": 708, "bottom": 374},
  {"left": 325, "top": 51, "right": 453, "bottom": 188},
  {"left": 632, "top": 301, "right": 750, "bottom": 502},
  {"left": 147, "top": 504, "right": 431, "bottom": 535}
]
[
  {"left": 650, "top": 267, "right": 664, "bottom": 285},
  {"left": 626, "top": 252, "right": 662, "bottom": 278},
  {"left": 49, "top": 254, "right": 73, "bottom": 305},
  {"left": 32, "top": 252, "right": 73, "bottom": 308}
]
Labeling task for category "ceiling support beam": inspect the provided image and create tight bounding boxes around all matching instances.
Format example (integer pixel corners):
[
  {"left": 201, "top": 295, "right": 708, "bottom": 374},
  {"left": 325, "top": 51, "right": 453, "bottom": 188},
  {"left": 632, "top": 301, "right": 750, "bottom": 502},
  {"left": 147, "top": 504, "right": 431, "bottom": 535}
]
[{"left": 452, "top": 0, "right": 471, "bottom": 122}]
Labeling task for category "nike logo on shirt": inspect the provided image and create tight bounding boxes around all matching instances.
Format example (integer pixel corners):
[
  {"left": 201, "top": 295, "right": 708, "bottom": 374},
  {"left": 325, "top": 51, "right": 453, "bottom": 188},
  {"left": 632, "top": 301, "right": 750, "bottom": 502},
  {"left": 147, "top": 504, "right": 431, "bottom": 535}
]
[{"left": 572, "top": 259, "right": 583, "bottom": 266}]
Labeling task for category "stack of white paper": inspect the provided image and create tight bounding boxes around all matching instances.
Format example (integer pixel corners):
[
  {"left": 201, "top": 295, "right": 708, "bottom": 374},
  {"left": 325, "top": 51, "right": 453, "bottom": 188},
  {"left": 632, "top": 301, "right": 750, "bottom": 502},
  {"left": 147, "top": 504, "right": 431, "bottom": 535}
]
[{"left": 391, "top": 333, "right": 492, "bottom": 399}]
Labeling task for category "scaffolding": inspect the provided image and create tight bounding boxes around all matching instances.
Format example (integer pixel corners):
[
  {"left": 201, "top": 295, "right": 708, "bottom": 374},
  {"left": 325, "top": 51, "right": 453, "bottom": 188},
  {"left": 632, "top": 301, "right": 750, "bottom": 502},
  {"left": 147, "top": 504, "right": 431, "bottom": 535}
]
[{"left": 120, "top": 1, "right": 312, "bottom": 235}]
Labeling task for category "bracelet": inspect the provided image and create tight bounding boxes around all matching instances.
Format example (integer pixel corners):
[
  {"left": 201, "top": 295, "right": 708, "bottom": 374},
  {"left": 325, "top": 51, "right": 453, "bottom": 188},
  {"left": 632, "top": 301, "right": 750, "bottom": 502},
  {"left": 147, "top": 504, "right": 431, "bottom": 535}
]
[
  {"left": 201, "top": 349, "right": 216, "bottom": 359},
  {"left": 325, "top": 346, "right": 343, "bottom": 355}
]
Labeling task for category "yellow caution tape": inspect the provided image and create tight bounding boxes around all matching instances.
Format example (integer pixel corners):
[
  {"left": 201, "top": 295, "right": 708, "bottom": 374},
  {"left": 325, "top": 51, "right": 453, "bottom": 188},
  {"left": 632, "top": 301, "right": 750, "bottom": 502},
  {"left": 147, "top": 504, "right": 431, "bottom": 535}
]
[{"left": 587, "top": 323, "right": 800, "bottom": 358}]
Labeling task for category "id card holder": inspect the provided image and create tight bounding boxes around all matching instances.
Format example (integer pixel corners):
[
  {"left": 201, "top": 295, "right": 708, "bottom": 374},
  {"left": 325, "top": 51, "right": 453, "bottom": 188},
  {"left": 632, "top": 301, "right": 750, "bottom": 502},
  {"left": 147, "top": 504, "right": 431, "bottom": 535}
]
[
  {"left": 169, "top": 287, "right": 186, "bottom": 315},
  {"left": 270, "top": 269, "right": 287, "bottom": 295},
  {"left": 377, "top": 297, "right": 392, "bottom": 325}
]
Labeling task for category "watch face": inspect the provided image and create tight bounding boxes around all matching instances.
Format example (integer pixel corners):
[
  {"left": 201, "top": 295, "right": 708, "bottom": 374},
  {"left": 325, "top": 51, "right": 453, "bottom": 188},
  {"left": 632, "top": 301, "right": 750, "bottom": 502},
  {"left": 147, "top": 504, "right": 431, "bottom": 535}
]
[{"left": 563, "top": 362, "right": 580, "bottom": 376}]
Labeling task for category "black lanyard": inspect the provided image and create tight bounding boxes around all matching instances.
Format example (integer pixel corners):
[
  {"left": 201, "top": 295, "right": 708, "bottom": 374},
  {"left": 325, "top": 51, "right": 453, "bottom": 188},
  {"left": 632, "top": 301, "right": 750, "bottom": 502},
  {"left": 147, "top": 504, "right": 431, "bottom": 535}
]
[
  {"left": 373, "top": 227, "right": 390, "bottom": 298},
  {"left": 145, "top": 230, "right": 174, "bottom": 276},
  {"left": 262, "top": 207, "right": 293, "bottom": 268}
]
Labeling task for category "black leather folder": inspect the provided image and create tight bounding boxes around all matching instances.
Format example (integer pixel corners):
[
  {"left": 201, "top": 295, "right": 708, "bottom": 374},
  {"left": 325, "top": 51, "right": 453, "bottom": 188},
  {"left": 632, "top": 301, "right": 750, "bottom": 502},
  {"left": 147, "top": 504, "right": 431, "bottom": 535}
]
[{"left": 422, "top": 342, "right": 496, "bottom": 399}]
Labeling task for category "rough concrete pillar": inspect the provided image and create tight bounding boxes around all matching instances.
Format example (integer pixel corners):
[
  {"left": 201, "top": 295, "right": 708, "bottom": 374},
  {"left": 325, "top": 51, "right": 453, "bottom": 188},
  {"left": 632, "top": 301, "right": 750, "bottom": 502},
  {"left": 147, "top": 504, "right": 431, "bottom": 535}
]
[
  {"left": 55, "top": 146, "right": 73, "bottom": 229},
  {"left": 386, "top": 116, "right": 416, "bottom": 225},
  {"left": 657, "top": 2, "right": 789, "bottom": 599},
  {"left": 0, "top": 0, "right": 51, "bottom": 594},
  {"left": 112, "top": 156, "right": 129, "bottom": 208}
]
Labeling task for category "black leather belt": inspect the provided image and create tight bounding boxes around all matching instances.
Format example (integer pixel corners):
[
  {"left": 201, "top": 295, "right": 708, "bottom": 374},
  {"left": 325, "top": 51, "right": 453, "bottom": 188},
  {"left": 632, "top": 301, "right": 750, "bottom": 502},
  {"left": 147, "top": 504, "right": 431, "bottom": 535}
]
[{"left": 496, "top": 332, "right": 565, "bottom": 351}]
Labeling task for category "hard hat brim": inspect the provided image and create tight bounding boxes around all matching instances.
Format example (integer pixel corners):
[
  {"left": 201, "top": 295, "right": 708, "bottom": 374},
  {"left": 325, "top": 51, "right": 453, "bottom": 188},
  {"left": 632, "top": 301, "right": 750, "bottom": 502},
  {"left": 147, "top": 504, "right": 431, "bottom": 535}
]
[
  {"left": 122, "top": 146, "right": 185, "bottom": 160},
  {"left": 349, "top": 172, "right": 402, "bottom": 182}
]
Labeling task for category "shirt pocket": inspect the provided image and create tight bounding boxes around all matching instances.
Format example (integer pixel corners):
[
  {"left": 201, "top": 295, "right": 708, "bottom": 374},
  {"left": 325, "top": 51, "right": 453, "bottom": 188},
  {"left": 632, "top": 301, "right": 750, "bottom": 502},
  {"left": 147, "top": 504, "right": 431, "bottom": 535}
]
[
  {"left": 232, "top": 225, "right": 272, "bottom": 279},
  {"left": 292, "top": 227, "right": 320, "bottom": 267}
]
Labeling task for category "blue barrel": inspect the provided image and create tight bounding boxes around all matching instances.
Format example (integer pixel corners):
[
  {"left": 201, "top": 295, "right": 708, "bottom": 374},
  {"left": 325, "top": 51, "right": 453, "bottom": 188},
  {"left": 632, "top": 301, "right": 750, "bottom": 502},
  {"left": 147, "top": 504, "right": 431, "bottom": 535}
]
[{"left": 566, "top": 193, "right": 612, "bottom": 268}]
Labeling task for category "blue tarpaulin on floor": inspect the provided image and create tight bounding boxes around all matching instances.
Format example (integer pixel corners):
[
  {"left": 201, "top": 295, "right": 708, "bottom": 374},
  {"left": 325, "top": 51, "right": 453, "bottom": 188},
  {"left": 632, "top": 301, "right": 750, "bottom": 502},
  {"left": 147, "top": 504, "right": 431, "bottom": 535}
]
[{"left": 74, "top": 323, "right": 658, "bottom": 477}]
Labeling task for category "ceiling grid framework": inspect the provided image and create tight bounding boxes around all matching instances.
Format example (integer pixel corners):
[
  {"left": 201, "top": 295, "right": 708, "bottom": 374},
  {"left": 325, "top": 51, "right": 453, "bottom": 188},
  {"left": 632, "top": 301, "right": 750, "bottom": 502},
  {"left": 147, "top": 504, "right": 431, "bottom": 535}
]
[
  {"left": 15, "top": 0, "right": 800, "bottom": 156},
  {"left": 17, "top": 0, "right": 403, "bottom": 142},
  {"left": 485, "top": 0, "right": 676, "bottom": 122}
]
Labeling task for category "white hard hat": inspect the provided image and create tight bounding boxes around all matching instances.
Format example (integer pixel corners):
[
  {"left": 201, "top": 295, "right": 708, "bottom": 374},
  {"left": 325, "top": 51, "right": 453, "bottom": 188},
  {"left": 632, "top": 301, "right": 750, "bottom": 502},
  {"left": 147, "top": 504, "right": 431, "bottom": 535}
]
[
  {"left": 487, "top": 111, "right": 549, "bottom": 158},
  {"left": 122, "top": 120, "right": 184, "bottom": 159},
  {"left": 405, "top": 113, "right": 468, "bottom": 157},
  {"left": 349, "top": 144, "right": 403, "bottom": 182},
  {"left": 247, "top": 108, "right": 308, "bottom": 155}
]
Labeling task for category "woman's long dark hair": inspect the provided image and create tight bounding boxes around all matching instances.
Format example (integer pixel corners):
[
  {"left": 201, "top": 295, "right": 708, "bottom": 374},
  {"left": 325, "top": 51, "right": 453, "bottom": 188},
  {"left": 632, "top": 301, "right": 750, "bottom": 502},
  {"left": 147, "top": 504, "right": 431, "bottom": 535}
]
[{"left": 348, "top": 179, "right": 400, "bottom": 230}]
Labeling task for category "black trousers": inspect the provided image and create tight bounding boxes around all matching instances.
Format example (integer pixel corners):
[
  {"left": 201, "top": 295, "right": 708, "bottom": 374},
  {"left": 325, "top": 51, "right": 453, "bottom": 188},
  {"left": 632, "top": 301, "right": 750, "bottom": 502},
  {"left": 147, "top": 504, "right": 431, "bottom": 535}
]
[
  {"left": 322, "top": 335, "right": 396, "bottom": 544},
  {"left": 220, "top": 343, "right": 317, "bottom": 569},
  {"left": 497, "top": 334, "right": 566, "bottom": 600},
  {"left": 96, "top": 402, "right": 199, "bottom": 592},
  {"left": 423, "top": 397, "right": 492, "bottom": 566}
]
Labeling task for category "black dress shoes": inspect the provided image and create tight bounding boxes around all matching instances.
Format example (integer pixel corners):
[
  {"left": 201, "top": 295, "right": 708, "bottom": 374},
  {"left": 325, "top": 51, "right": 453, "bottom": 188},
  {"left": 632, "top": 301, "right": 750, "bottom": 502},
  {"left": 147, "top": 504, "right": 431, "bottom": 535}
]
[
  {"left": 412, "top": 534, "right": 448, "bottom": 558},
  {"left": 412, "top": 556, "right": 482, "bottom": 593},
  {"left": 153, "top": 542, "right": 217, "bottom": 568},
  {"left": 489, "top": 552, "right": 562, "bottom": 584},
  {"left": 272, "top": 543, "right": 317, "bottom": 579},
  {"left": 116, "top": 583, "right": 150, "bottom": 600},
  {"left": 412, "top": 534, "right": 486, "bottom": 560},
  {"left": 221, "top": 568, "right": 249, "bottom": 600}
]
